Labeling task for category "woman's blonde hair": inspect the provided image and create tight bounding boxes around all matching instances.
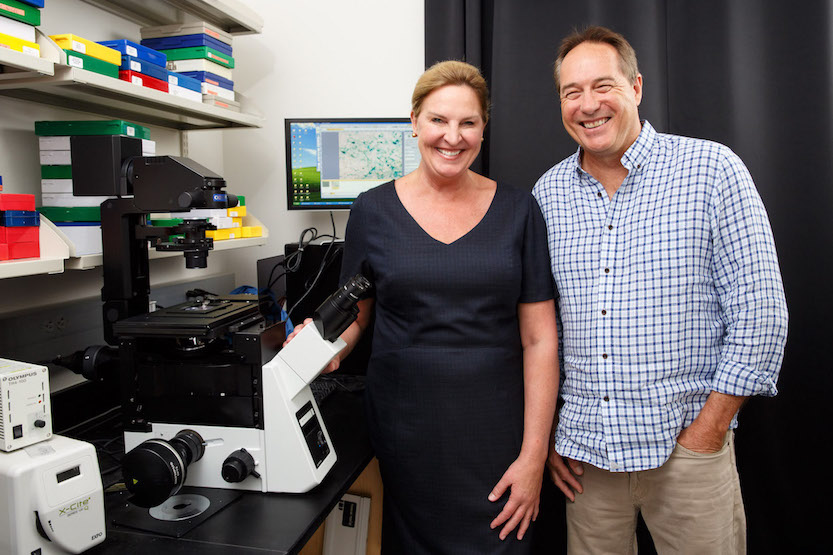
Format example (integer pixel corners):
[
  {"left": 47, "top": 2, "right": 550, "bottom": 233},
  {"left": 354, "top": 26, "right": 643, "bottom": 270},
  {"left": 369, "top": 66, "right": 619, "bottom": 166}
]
[{"left": 411, "top": 60, "right": 490, "bottom": 124}]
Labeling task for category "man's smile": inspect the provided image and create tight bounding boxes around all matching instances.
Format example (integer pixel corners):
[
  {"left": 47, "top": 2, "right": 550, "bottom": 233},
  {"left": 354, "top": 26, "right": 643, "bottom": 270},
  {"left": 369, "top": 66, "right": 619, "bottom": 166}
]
[{"left": 581, "top": 117, "right": 610, "bottom": 129}]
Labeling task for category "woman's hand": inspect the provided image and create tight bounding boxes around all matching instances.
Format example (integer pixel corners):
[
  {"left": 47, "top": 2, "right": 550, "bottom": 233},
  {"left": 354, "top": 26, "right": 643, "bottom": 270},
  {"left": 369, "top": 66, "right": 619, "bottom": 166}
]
[
  {"left": 282, "top": 318, "right": 311, "bottom": 347},
  {"left": 281, "top": 318, "right": 341, "bottom": 373},
  {"left": 488, "top": 453, "right": 545, "bottom": 541}
]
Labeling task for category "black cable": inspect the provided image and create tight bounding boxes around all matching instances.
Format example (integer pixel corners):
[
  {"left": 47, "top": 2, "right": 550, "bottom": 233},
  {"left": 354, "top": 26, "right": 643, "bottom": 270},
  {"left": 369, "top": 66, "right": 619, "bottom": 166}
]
[
  {"left": 267, "top": 270, "right": 287, "bottom": 291},
  {"left": 286, "top": 212, "right": 340, "bottom": 320},
  {"left": 285, "top": 227, "right": 319, "bottom": 274},
  {"left": 55, "top": 406, "right": 120, "bottom": 436},
  {"left": 261, "top": 225, "right": 325, "bottom": 307}
]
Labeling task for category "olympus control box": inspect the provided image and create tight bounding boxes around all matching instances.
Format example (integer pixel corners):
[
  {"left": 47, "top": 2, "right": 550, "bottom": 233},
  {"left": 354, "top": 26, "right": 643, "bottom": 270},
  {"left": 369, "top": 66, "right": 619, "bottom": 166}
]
[{"left": 0, "top": 358, "right": 51, "bottom": 452}]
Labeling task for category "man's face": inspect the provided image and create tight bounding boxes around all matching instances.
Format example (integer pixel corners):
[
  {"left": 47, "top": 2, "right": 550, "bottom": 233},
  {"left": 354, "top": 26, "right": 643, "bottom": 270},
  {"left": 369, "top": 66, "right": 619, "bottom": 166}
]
[{"left": 559, "top": 42, "right": 643, "bottom": 164}]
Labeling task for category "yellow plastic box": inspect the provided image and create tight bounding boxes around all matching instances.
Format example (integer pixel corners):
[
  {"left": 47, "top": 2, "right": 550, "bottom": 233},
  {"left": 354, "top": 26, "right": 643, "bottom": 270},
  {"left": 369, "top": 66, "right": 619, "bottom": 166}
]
[
  {"left": 206, "top": 229, "right": 229, "bottom": 240},
  {"left": 227, "top": 205, "right": 246, "bottom": 218},
  {"left": 206, "top": 228, "right": 243, "bottom": 241},
  {"left": 241, "top": 226, "right": 263, "bottom": 238},
  {"left": 49, "top": 34, "right": 121, "bottom": 65},
  {"left": 0, "top": 31, "right": 39, "bottom": 57}
]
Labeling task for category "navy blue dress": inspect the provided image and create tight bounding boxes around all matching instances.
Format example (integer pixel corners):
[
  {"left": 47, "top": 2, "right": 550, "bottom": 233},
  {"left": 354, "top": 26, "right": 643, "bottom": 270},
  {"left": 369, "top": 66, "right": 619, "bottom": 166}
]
[{"left": 340, "top": 181, "right": 554, "bottom": 554}]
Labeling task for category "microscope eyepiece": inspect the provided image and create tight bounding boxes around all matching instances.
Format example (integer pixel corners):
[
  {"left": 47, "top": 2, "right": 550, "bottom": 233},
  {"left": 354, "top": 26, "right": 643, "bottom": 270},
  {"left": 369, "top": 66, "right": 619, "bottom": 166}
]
[{"left": 313, "top": 275, "right": 371, "bottom": 342}]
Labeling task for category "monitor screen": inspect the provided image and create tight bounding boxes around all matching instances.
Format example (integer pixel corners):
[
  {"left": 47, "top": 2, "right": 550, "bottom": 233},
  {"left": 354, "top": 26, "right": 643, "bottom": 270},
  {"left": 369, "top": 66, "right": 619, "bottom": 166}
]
[{"left": 285, "top": 118, "right": 421, "bottom": 210}]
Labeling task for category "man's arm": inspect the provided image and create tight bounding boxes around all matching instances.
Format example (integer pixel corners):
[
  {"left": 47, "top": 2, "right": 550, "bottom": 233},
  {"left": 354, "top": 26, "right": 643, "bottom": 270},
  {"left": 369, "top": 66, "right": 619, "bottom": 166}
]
[{"left": 680, "top": 149, "right": 788, "bottom": 451}]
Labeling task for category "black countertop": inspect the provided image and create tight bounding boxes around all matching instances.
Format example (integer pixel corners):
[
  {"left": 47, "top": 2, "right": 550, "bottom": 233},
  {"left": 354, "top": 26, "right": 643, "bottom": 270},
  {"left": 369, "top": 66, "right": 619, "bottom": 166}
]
[{"left": 86, "top": 390, "right": 371, "bottom": 554}]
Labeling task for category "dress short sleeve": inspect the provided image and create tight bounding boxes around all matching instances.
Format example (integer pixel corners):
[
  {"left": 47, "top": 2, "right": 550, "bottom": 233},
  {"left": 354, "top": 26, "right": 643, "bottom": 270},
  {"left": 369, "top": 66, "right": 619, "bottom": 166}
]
[
  {"left": 339, "top": 190, "right": 376, "bottom": 290},
  {"left": 519, "top": 193, "right": 555, "bottom": 304}
]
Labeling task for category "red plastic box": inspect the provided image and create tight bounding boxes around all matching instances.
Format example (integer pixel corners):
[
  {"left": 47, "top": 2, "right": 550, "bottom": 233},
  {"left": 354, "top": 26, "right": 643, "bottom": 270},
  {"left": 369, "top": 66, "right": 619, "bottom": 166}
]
[
  {"left": 0, "top": 241, "right": 40, "bottom": 260},
  {"left": 119, "top": 70, "right": 169, "bottom": 93},
  {"left": 0, "top": 226, "right": 39, "bottom": 243},
  {"left": 0, "top": 193, "right": 36, "bottom": 211}
]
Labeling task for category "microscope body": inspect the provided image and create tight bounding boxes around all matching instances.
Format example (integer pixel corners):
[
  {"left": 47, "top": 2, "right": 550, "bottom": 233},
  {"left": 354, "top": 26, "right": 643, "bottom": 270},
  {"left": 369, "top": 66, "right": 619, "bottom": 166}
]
[
  {"left": 67, "top": 138, "right": 365, "bottom": 502},
  {"left": 122, "top": 323, "right": 340, "bottom": 494},
  {"left": 261, "top": 324, "right": 341, "bottom": 491}
]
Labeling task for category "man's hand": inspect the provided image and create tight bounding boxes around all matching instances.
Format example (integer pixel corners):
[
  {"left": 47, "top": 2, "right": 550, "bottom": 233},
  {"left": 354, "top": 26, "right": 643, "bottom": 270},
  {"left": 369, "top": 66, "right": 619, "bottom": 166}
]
[
  {"left": 546, "top": 451, "right": 584, "bottom": 502},
  {"left": 676, "top": 391, "right": 746, "bottom": 453},
  {"left": 676, "top": 420, "right": 726, "bottom": 453},
  {"left": 488, "top": 454, "right": 545, "bottom": 541}
]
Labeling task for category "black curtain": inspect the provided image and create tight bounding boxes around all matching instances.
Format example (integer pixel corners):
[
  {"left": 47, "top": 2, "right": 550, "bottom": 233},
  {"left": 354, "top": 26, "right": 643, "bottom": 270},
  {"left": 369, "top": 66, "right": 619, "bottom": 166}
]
[{"left": 426, "top": 1, "right": 831, "bottom": 553}]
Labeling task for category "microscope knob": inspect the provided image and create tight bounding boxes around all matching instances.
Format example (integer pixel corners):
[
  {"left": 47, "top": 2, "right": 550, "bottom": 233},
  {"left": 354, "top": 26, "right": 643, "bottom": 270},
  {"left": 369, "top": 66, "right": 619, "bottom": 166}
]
[
  {"left": 178, "top": 191, "right": 195, "bottom": 209},
  {"left": 34, "top": 419, "right": 47, "bottom": 428},
  {"left": 222, "top": 448, "right": 258, "bottom": 483}
]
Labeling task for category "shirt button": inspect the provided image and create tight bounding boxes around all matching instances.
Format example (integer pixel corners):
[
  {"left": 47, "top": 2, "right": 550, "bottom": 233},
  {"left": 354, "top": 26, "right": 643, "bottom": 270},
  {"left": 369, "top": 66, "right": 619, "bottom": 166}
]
[
  {"left": 597, "top": 192, "right": 602, "bottom": 198},
  {"left": 601, "top": 310, "right": 607, "bottom": 315},
  {"left": 602, "top": 353, "right": 608, "bottom": 359},
  {"left": 603, "top": 396, "right": 610, "bottom": 402},
  {"left": 608, "top": 225, "right": 613, "bottom": 230},
  {"left": 604, "top": 268, "right": 610, "bottom": 274}
]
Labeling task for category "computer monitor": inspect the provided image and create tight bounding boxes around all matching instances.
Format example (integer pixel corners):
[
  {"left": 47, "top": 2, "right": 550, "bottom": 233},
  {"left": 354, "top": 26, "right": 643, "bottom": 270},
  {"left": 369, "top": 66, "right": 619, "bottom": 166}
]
[{"left": 285, "top": 118, "right": 421, "bottom": 210}]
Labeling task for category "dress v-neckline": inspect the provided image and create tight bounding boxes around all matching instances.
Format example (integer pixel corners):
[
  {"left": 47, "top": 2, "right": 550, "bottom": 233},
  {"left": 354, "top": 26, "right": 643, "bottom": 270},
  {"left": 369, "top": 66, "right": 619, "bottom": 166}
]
[{"left": 391, "top": 181, "right": 499, "bottom": 246}]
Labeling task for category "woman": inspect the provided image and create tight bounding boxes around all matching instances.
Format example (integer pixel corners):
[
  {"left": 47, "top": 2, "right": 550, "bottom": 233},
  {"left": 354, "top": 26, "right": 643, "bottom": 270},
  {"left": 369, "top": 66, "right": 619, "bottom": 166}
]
[{"left": 289, "top": 61, "right": 558, "bottom": 554}]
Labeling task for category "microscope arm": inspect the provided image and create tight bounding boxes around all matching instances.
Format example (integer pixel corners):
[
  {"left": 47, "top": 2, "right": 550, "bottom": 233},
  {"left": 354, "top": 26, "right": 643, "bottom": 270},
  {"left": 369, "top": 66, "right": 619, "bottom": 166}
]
[{"left": 265, "top": 325, "right": 345, "bottom": 400}]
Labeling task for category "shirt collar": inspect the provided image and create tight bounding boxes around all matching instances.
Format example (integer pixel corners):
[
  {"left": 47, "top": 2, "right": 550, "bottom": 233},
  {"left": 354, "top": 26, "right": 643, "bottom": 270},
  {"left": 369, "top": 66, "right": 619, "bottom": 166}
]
[{"left": 570, "top": 120, "right": 656, "bottom": 176}]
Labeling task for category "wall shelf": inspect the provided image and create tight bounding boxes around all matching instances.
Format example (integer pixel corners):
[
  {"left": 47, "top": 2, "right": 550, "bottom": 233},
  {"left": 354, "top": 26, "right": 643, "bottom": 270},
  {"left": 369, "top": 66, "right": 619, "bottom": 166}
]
[
  {"left": 79, "top": 0, "right": 262, "bottom": 35},
  {"left": 0, "top": 216, "right": 69, "bottom": 279},
  {"left": 0, "top": 65, "right": 262, "bottom": 130},
  {"left": 0, "top": 47, "right": 54, "bottom": 79},
  {"left": 0, "top": 32, "right": 263, "bottom": 130},
  {"left": 1, "top": 0, "right": 263, "bottom": 280},
  {"left": 2, "top": 214, "right": 266, "bottom": 278},
  {"left": 63, "top": 213, "right": 269, "bottom": 270}
]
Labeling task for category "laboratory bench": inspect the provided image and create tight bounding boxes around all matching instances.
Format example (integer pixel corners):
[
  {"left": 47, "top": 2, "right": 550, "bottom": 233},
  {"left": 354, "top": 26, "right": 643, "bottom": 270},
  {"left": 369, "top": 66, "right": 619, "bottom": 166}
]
[{"left": 80, "top": 388, "right": 372, "bottom": 554}]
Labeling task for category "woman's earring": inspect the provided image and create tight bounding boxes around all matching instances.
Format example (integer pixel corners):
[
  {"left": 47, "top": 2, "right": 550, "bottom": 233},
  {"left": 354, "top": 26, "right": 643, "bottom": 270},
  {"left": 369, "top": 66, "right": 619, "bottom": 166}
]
[{"left": 412, "top": 132, "right": 418, "bottom": 138}]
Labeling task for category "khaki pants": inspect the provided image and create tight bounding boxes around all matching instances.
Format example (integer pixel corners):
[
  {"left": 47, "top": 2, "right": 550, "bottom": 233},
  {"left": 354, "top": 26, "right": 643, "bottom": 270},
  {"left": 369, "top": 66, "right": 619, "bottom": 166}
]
[{"left": 566, "top": 432, "right": 746, "bottom": 554}]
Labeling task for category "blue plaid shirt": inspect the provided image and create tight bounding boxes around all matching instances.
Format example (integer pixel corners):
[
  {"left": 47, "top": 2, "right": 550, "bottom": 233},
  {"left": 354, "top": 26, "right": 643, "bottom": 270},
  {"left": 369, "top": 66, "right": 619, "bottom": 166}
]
[{"left": 532, "top": 121, "right": 787, "bottom": 472}]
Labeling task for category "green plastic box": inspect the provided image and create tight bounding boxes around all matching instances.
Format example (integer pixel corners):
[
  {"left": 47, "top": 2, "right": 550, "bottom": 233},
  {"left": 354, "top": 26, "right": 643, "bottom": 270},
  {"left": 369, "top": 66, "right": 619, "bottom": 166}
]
[
  {"left": 0, "top": 0, "right": 40, "bottom": 26},
  {"left": 63, "top": 49, "right": 119, "bottom": 78},
  {"left": 149, "top": 218, "right": 184, "bottom": 226},
  {"left": 34, "top": 120, "right": 151, "bottom": 140},
  {"left": 37, "top": 206, "right": 100, "bottom": 222},
  {"left": 160, "top": 46, "right": 234, "bottom": 68},
  {"left": 41, "top": 165, "right": 73, "bottom": 179}
]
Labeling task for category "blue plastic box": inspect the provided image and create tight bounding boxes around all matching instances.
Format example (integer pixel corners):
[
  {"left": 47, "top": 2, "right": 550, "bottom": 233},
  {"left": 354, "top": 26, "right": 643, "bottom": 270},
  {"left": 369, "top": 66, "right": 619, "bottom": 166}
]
[
  {"left": 16, "top": 0, "right": 44, "bottom": 7},
  {"left": 119, "top": 56, "right": 169, "bottom": 82},
  {"left": 167, "top": 70, "right": 202, "bottom": 93},
  {"left": 1, "top": 210, "right": 40, "bottom": 227},
  {"left": 99, "top": 39, "right": 167, "bottom": 67},
  {"left": 141, "top": 34, "right": 232, "bottom": 57},
  {"left": 179, "top": 70, "right": 233, "bottom": 91}
]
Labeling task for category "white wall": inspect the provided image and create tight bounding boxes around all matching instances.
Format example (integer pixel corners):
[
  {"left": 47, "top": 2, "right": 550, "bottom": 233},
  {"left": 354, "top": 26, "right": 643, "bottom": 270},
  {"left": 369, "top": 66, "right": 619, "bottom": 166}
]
[
  {"left": 0, "top": 0, "right": 424, "bottom": 312},
  {"left": 216, "top": 0, "right": 425, "bottom": 288}
]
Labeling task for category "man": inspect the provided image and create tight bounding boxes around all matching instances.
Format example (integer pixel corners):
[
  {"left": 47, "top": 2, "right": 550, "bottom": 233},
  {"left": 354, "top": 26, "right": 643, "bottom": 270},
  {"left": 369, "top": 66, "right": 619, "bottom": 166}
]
[{"left": 532, "top": 26, "right": 787, "bottom": 554}]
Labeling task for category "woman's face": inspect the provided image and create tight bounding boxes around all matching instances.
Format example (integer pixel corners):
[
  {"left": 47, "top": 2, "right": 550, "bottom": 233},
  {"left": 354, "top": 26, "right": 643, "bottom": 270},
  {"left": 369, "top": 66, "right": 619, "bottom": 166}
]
[{"left": 412, "top": 84, "right": 485, "bottom": 182}]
